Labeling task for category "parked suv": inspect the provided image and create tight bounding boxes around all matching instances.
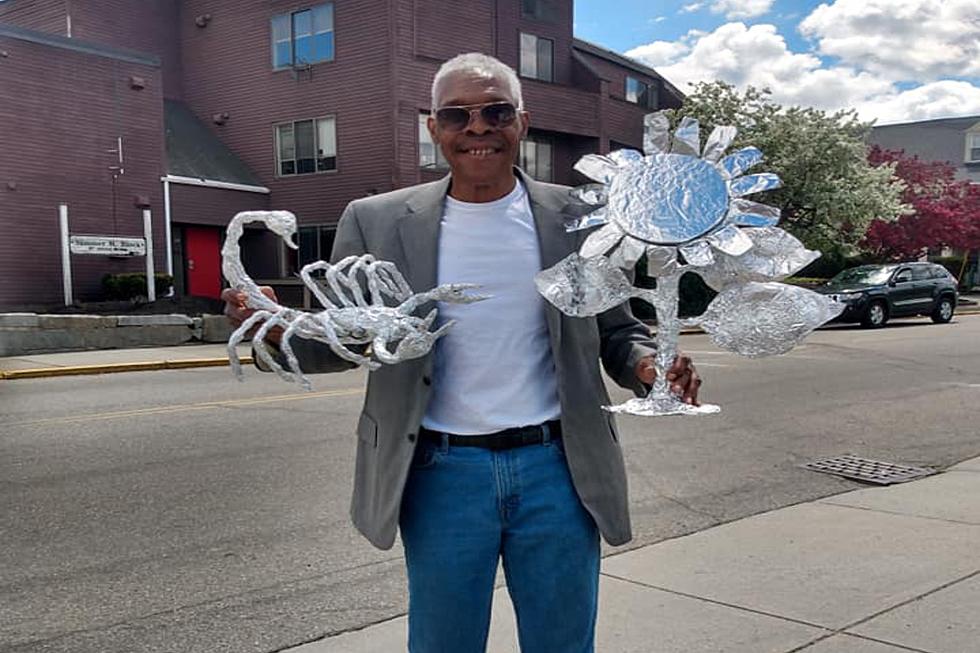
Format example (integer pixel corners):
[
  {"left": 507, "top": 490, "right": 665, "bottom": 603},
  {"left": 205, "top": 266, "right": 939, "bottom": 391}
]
[{"left": 815, "top": 263, "right": 958, "bottom": 328}]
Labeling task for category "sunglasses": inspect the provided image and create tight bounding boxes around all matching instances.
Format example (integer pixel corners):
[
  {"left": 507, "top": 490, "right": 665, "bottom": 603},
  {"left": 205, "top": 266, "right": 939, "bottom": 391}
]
[{"left": 434, "top": 102, "right": 518, "bottom": 131}]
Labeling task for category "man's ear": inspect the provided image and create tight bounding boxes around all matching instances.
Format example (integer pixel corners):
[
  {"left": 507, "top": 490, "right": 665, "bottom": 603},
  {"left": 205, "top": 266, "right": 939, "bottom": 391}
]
[
  {"left": 519, "top": 110, "right": 531, "bottom": 139},
  {"left": 427, "top": 114, "right": 439, "bottom": 145}
]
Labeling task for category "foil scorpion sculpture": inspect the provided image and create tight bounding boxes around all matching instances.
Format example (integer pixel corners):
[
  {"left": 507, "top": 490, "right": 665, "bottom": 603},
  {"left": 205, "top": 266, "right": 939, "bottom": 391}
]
[{"left": 223, "top": 211, "right": 489, "bottom": 390}]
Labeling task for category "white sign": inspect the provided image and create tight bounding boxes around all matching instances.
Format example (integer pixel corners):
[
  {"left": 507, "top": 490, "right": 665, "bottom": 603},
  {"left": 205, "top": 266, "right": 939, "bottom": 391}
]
[{"left": 70, "top": 235, "right": 146, "bottom": 257}]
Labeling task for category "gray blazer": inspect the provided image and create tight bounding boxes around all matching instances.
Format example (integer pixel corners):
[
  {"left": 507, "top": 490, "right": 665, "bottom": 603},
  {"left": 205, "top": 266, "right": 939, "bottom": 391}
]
[{"left": 276, "top": 170, "right": 655, "bottom": 550}]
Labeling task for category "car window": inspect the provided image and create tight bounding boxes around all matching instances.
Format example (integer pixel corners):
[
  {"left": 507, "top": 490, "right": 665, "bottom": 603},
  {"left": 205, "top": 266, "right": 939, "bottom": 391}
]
[
  {"left": 912, "top": 266, "right": 932, "bottom": 281},
  {"left": 930, "top": 265, "right": 950, "bottom": 279},
  {"left": 831, "top": 266, "right": 895, "bottom": 285},
  {"left": 894, "top": 269, "right": 912, "bottom": 283}
]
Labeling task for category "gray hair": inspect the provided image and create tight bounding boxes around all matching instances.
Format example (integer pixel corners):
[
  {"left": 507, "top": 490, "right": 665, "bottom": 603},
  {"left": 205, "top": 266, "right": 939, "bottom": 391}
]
[{"left": 430, "top": 53, "right": 524, "bottom": 110}]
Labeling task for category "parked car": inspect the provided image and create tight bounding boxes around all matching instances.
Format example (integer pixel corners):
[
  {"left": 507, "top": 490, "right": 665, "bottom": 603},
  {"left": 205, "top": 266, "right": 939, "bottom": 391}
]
[{"left": 815, "top": 263, "right": 958, "bottom": 328}]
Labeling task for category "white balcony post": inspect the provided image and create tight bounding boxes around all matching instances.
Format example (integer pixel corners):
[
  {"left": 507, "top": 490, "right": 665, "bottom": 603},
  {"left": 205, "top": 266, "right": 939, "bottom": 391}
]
[{"left": 143, "top": 208, "right": 156, "bottom": 302}]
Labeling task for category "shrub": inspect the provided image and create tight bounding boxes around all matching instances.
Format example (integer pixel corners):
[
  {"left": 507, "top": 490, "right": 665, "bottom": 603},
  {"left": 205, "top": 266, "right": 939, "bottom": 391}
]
[
  {"left": 630, "top": 269, "right": 717, "bottom": 321},
  {"left": 102, "top": 273, "right": 174, "bottom": 300}
]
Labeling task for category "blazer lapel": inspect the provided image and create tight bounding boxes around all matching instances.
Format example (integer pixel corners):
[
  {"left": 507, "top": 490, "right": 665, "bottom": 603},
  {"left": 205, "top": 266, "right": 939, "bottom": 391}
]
[
  {"left": 398, "top": 175, "right": 451, "bottom": 293},
  {"left": 521, "top": 170, "right": 580, "bottom": 353}
]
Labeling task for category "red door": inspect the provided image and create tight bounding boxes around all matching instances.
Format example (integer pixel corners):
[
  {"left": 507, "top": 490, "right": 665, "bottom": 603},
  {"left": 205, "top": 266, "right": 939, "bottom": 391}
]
[{"left": 185, "top": 226, "right": 222, "bottom": 299}]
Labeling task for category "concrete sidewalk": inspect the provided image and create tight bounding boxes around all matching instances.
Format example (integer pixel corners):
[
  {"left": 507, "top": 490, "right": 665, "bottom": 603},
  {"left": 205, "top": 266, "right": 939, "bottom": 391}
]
[
  {"left": 0, "top": 343, "right": 251, "bottom": 379},
  {"left": 293, "top": 457, "right": 980, "bottom": 653}
]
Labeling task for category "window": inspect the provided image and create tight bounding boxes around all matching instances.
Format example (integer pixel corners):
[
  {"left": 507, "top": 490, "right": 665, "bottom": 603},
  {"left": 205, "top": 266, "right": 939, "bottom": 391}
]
[
  {"left": 520, "top": 32, "right": 553, "bottom": 82},
  {"left": 520, "top": 135, "right": 553, "bottom": 182},
  {"left": 418, "top": 113, "right": 449, "bottom": 170},
  {"left": 276, "top": 117, "right": 336, "bottom": 176},
  {"left": 967, "top": 133, "right": 980, "bottom": 163},
  {"left": 625, "top": 76, "right": 657, "bottom": 109},
  {"left": 894, "top": 268, "right": 912, "bottom": 283},
  {"left": 522, "top": 0, "right": 557, "bottom": 21},
  {"left": 911, "top": 265, "right": 932, "bottom": 281},
  {"left": 271, "top": 4, "right": 334, "bottom": 69},
  {"left": 298, "top": 226, "right": 337, "bottom": 268}
]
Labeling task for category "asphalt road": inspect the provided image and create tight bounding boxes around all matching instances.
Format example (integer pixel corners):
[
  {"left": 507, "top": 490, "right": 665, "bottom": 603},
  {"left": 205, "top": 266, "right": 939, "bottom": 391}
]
[{"left": 2, "top": 316, "right": 979, "bottom": 653}]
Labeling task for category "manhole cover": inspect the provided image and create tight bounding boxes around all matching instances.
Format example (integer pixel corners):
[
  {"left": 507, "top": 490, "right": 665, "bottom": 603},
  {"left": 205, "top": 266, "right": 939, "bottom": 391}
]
[{"left": 801, "top": 454, "right": 935, "bottom": 485}]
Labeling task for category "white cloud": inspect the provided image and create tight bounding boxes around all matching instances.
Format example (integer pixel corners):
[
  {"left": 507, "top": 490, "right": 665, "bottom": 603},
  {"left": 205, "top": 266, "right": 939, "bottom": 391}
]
[
  {"left": 681, "top": 3, "right": 703, "bottom": 14},
  {"left": 799, "top": 0, "right": 980, "bottom": 81},
  {"left": 627, "top": 23, "right": 890, "bottom": 111},
  {"left": 652, "top": 16, "right": 667, "bottom": 23},
  {"left": 710, "top": 0, "right": 774, "bottom": 20},
  {"left": 624, "top": 19, "right": 980, "bottom": 124},
  {"left": 857, "top": 81, "right": 980, "bottom": 124},
  {"left": 623, "top": 39, "right": 690, "bottom": 68}
]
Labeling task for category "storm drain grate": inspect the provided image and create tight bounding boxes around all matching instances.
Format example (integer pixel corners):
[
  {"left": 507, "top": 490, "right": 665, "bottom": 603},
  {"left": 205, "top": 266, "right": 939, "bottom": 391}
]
[{"left": 801, "top": 454, "right": 936, "bottom": 485}]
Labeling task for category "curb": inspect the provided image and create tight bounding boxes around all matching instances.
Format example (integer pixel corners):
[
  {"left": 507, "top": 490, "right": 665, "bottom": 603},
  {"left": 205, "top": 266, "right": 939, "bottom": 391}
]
[
  {"left": 3, "top": 310, "right": 977, "bottom": 381},
  {"left": 0, "top": 356, "right": 253, "bottom": 380}
]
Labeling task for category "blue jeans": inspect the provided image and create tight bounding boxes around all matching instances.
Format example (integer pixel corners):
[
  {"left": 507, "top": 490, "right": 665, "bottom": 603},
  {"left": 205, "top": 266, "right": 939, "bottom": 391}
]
[{"left": 399, "top": 431, "right": 600, "bottom": 653}]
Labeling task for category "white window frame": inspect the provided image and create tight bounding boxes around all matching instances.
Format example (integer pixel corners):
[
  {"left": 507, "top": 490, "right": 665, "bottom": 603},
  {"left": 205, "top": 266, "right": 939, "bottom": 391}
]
[
  {"left": 418, "top": 112, "right": 449, "bottom": 170},
  {"left": 275, "top": 116, "right": 337, "bottom": 177},
  {"left": 520, "top": 135, "right": 554, "bottom": 182},
  {"left": 966, "top": 132, "right": 980, "bottom": 163},
  {"left": 519, "top": 32, "right": 554, "bottom": 82},
  {"left": 271, "top": 3, "right": 335, "bottom": 69}
]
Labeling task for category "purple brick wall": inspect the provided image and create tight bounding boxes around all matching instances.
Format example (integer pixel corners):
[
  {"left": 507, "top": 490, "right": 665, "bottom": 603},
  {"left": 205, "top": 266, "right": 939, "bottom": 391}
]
[{"left": 0, "top": 31, "right": 166, "bottom": 308}]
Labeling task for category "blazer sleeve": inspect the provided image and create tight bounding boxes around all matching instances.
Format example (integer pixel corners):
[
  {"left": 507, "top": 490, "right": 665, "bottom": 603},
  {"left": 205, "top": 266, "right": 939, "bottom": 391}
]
[
  {"left": 597, "top": 292, "right": 656, "bottom": 397},
  {"left": 253, "top": 201, "right": 368, "bottom": 375}
]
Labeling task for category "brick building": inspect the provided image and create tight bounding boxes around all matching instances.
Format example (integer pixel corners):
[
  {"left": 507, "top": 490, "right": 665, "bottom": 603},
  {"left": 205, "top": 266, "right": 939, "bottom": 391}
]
[{"left": 0, "top": 0, "right": 682, "bottom": 310}]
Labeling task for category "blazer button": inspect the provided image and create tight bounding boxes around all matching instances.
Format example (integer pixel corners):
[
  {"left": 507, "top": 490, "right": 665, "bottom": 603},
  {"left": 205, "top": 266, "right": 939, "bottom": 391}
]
[
  {"left": 407, "top": 432, "right": 416, "bottom": 442},
  {"left": 422, "top": 376, "right": 432, "bottom": 386}
]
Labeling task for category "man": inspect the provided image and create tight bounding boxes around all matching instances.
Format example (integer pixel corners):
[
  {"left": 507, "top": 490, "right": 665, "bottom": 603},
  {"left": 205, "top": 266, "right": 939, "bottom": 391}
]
[{"left": 224, "top": 53, "right": 700, "bottom": 653}]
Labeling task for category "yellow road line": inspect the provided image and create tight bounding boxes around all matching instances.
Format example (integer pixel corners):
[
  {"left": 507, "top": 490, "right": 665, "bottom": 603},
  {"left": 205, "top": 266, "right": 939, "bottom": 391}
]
[{"left": 8, "top": 388, "right": 364, "bottom": 427}]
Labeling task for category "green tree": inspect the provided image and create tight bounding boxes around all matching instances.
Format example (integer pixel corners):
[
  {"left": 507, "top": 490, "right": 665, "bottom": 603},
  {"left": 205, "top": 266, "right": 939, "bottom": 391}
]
[{"left": 666, "top": 82, "right": 907, "bottom": 259}]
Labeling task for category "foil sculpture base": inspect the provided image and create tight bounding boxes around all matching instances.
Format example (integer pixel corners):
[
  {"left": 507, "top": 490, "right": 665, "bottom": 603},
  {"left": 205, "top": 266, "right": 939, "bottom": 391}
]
[{"left": 606, "top": 395, "right": 721, "bottom": 417}]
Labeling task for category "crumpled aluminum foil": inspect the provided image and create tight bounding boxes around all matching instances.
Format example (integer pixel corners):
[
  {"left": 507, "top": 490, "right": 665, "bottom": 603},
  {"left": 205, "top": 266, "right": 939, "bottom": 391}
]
[
  {"left": 537, "top": 111, "right": 842, "bottom": 418},
  {"left": 696, "top": 282, "right": 845, "bottom": 357},
  {"left": 533, "top": 253, "right": 634, "bottom": 317},
  {"left": 222, "top": 211, "right": 488, "bottom": 390}
]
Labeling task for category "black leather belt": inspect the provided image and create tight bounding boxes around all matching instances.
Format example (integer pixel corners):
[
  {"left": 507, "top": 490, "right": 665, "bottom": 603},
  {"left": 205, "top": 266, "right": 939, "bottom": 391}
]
[{"left": 419, "top": 419, "right": 562, "bottom": 451}]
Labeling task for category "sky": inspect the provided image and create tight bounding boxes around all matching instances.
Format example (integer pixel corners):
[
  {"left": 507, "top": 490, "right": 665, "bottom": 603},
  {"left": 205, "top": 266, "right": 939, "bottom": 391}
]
[{"left": 573, "top": 0, "right": 980, "bottom": 125}]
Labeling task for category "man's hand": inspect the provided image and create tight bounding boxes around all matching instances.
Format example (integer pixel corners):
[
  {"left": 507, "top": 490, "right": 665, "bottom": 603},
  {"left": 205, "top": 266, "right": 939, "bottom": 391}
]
[
  {"left": 635, "top": 353, "right": 702, "bottom": 405},
  {"left": 221, "top": 286, "right": 283, "bottom": 346}
]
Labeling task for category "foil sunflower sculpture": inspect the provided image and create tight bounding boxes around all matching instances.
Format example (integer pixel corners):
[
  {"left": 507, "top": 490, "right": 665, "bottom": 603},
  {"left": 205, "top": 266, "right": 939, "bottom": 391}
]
[{"left": 535, "top": 112, "right": 844, "bottom": 417}]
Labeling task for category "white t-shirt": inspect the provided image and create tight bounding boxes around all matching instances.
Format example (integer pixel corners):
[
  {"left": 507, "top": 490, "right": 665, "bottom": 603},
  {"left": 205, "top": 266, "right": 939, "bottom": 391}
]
[{"left": 421, "top": 181, "right": 561, "bottom": 435}]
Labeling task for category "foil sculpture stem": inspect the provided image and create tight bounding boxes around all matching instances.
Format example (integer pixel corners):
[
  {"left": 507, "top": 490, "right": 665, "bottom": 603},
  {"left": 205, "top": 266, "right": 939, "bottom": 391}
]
[{"left": 607, "top": 272, "right": 720, "bottom": 417}]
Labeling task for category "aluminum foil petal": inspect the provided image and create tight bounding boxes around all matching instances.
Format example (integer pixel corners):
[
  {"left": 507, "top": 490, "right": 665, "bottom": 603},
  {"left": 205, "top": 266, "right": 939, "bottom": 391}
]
[
  {"left": 580, "top": 222, "right": 625, "bottom": 258},
  {"left": 574, "top": 154, "right": 620, "bottom": 184},
  {"left": 571, "top": 183, "right": 609, "bottom": 207},
  {"left": 719, "top": 146, "right": 764, "bottom": 180},
  {"left": 730, "top": 173, "right": 783, "bottom": 197},
  {"left": 608, "top": 149, "right": 645, "bottom": 166},
  {"left": 703, "top": 126, "right": 737, "bottom": 163},
  {"left": 607, "top": 235, "right": 647, "bottom": 270},
  {"left": 643, "top": 112, "right": 671, "bottom": 155},
  {"left": 698, "top": 227, "right": 822, "bottom": 291},
  {"left": 646, "top": 245, "right": 682, "bottom": 277},
  {"left": 535, "top": 253, "right": 634, "bottom": 318},
  {"left": 671, "top": 117, "right": 701, "bottom": 156},
  {"left": 697, "top": 282, "right": 845, "bottom": 357},
  {"left": 707, "top": 224, "right": 754, "bottom": 256},
  {"left": 679, "top": 239, "right": 715, "bottom": 266},
  {"left": 564, "top": 206, "right": 610, "bottom": 232},
  {"left": 729, "top": 198, "right": 781, "bottom": 227}
]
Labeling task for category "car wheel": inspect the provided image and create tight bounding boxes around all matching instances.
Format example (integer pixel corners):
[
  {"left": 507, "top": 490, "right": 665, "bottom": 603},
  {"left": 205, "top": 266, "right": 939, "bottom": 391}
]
[
  {"left": 931, "top": 296, "right": 954, "bottom": 323},
  {"left": 861, "top": 300, "right": 888, "bottom": 328}
]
